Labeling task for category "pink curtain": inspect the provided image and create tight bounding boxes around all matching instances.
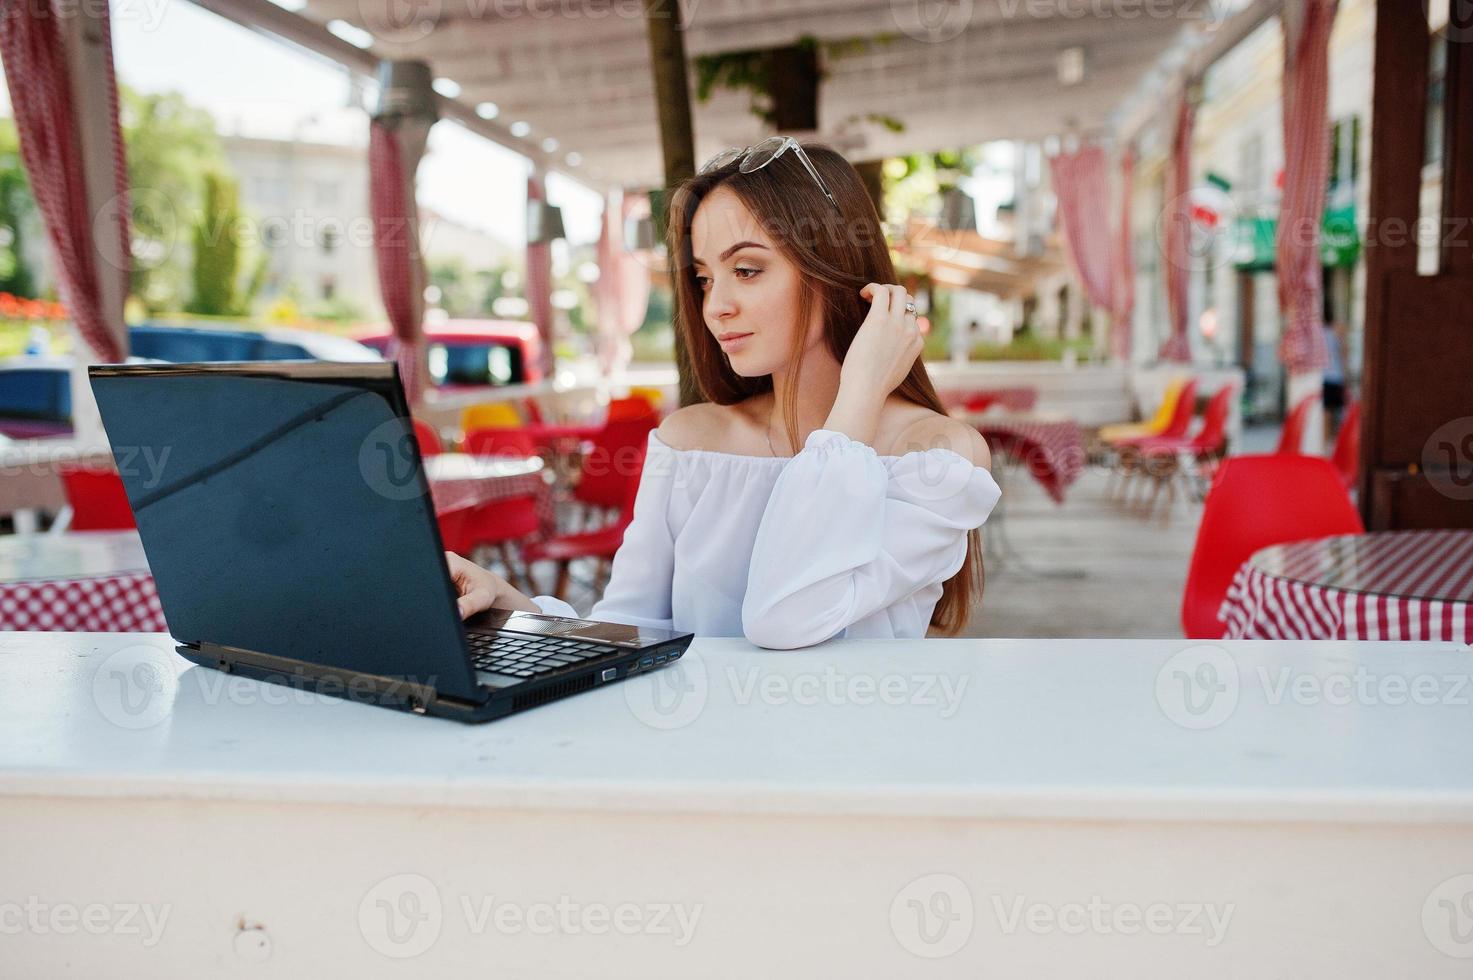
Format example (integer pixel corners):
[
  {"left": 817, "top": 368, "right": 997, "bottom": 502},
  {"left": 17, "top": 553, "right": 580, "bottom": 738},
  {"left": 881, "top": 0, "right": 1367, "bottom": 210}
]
[
  {"left": 369, "top": 121, "right": 424, "bottom": 404},
  {"left": 1158, "top": 94, "right": 1195, "bottom": 364},
  {"left": 525, "top": 173, "right": 554, "bottom": 379},
  {"left": 1275, "top": 0, "right": 1337, "bottom": 374},
  {"left": 0, "top": 0, "right": 129, "bottom": 362},
  {"left": 1049, "top": 143, "right": 1140, "bottom": 363},
  {"left": 1049, "top": 145, "right": 1117, "bottom": 320},
  {"left": 594, "top": 190, "right": 651, "bottom": 378},
  {"left": 1112, "top": 148, "right": 1137, "bottom": 362}
]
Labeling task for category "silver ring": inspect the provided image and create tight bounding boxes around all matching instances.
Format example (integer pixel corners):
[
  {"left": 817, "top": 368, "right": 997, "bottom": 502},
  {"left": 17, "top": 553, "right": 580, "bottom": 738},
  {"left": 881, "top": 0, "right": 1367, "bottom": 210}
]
[{"left": 904, "top": 300, "right": 917, "bottom": 317}]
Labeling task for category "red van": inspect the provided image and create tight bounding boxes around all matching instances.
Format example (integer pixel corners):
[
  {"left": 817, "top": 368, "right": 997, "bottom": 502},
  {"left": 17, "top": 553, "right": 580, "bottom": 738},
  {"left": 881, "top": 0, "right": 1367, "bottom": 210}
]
[{"left": 354, "top": 320, "right": 545, "bottom": 391}]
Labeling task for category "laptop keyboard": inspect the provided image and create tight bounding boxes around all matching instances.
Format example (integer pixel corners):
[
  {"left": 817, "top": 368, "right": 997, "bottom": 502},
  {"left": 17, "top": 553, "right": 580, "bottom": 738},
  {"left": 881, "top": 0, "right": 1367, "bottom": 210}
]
[{"left": 466, "top": 630, "right": 622, "bottom": 679}]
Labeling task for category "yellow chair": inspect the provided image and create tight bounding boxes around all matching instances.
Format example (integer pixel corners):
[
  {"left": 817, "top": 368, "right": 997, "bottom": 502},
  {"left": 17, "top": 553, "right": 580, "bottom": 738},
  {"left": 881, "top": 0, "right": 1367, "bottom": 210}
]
[
  {"left": 460, "top": 402, "right": 523, "bottom": 433},
  {"left": 1099, "top": 377, "right": 1186, "bottom": 444},
  {"left": 628, "top": 385, "right": 665, "bottom": 410}
]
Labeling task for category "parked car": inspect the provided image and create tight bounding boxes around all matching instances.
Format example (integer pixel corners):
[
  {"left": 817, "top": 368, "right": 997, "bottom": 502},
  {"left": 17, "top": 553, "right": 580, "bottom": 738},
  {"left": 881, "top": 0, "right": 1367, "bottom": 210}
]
[
  {"left": 354, "top": 320, "right": 545, "bottom": 391},
  {"left": 0, "top": 325, "right": 380, "bottom": 439},
  {"left": 129, "top": 323, "right": 381, "bottom": 363},
  {"left": 0, "top": 355, "right": 76, "bottom": 440}
]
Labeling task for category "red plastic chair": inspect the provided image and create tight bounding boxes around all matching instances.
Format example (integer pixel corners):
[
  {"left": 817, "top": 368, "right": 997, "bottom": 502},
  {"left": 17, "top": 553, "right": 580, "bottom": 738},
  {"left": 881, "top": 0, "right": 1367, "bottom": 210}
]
[
  {"left": 57, "top": 466, "right": 136, "bottom": 531},
  {"left": 464, "top": 426, "right": 540, "bottom": 458},
  {"left": 1276, "top": 395, "right": 1317, "bottom": 455},
  {"left": 523, "top": 427, "right": 648, "bottom": 598},
  {"left": 411, "top": 418, "right": 443, "bottom": 457},
  {"left": 606, "top": 395, "right": 657, "bottom": 424},
  {"left": 1181, "top": 454, "right": 1364, "bottom": 639},
  {"left": 1330, "top": 401, "right": 1361, "bottom": 491},
  {"left": 571, "top": 414, "right": 659, "bottom": 518},
  {"left": 1129, "top": 384, "right": 1237, "bottom": 518},
  {"left": 1139, "top": 384, "right": 1235, "bottom": 458},
  {"left": 1112, "top": 378, "right": 1198, "bottom": 448},
  {"left": 438, "top": 496, "right": 542, "bottom": 593}
]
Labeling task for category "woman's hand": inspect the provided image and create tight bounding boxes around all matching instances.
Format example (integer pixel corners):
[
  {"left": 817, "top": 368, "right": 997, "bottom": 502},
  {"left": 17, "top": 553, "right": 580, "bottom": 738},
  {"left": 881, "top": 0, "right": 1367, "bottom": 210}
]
[
  {"left": 842, "top": 283, "right": 924, "bottom": 397},
  {"left": 818, "top": 283, "right": 923, "bottom": 447},
  {"left": 445, "top": 551, "right": 539, "bottom": 618}
]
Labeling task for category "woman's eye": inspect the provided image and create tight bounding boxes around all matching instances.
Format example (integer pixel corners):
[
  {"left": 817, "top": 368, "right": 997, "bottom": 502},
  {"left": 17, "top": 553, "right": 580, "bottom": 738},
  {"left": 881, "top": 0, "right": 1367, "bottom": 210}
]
[
  {"left": 694, "top": 275, "right": 711, "bottom": 289},
  {"left": 734, "top": 267, "right": 760, "bottom": 280}
]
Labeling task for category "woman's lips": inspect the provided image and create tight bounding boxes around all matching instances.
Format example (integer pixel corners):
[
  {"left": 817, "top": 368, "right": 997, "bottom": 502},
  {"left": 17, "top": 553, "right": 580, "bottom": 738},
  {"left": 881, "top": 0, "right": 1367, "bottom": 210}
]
[{"left": 718, "top": 332, "right": 753, "bottom": 351}]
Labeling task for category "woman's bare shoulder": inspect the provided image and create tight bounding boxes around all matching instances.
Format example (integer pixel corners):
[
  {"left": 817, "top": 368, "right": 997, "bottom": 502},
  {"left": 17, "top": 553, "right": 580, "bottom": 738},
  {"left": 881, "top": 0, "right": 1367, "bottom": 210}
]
[
  {"left": 657, "top": 396, "right": 770, "bottom": 454},
  {"left": 883, "top": 404, "right": 992, "bottom": 469}
]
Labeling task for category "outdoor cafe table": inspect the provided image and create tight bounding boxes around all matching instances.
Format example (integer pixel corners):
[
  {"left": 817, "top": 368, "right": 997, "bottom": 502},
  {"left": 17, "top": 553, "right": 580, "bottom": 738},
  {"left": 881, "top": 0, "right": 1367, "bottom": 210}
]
[
  {"left": 422, "top": 453, "right": 556, "bottom": 536},
  {"left": 2, "top": 631, "right": 1470, "bottom": 976},
  {"left": 0, "top": 531, "right": 165, "bottom": 631},
  {"left": 1219, "top": 530, "right": 1473, "bottom": 642},
  {"left": 954, "top": 410, "right": 1086, "bottom": 505}
]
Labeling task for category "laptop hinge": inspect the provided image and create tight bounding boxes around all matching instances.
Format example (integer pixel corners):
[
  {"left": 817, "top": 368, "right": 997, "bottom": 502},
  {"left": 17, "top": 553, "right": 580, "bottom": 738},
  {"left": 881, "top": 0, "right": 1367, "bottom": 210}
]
[{"left": 194, "top": 641, "right": 473, "bottom": 714}]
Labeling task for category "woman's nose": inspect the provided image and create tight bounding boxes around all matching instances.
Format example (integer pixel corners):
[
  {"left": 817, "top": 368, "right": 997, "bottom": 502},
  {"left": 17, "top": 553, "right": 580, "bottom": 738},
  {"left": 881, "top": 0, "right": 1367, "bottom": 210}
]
[{"left": 706, "top": 281, "right": 737, "bottom": 318}]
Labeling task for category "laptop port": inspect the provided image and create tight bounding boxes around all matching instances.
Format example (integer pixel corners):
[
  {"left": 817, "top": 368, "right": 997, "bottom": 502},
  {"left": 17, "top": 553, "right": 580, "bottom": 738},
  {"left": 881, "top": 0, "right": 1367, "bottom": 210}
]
[{"left": 639, "top": 656, "right": 654, "bottom": 668}]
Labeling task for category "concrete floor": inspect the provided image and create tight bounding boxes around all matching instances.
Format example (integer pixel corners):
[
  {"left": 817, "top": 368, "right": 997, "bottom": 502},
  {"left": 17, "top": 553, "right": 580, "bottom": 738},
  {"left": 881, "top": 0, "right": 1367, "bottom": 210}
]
[{"left": 963, "top": 461, "right": 1200, "bottom": 639}]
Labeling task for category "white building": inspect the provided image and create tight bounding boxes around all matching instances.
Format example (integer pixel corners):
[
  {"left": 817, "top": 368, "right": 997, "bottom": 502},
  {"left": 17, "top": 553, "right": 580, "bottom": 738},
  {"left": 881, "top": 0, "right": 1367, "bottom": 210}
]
[{"left": 221, "top": 133, "right": 381, "bottom": 317}]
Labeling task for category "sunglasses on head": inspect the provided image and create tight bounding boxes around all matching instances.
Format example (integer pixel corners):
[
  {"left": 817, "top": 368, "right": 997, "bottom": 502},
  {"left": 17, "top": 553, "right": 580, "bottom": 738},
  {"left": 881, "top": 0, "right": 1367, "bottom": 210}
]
[{"left": 698, "top": 136, "right": 841, "bottom": 213}]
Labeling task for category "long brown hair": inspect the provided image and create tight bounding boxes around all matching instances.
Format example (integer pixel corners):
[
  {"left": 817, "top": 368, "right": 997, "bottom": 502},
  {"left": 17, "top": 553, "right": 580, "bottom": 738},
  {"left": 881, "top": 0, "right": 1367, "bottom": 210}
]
[{"left": 665, "top": 141, "right": 984, "bottom": 635}]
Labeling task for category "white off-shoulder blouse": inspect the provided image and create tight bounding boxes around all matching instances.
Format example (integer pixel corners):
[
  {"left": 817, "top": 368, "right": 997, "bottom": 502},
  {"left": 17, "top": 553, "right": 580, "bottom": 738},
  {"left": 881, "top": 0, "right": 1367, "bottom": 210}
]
[{"left": 529, "top": 427, "right": 1002, "bottom": 649}]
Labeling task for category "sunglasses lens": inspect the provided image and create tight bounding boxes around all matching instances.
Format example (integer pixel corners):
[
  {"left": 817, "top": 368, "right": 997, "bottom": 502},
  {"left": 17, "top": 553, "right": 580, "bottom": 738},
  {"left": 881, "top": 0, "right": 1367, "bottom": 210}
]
[
  {"left": 699, "top": 147, "right": 743, "bottom": 174},
  {"left": 738, "top": 137, "right": 789, "bottom": 173}
]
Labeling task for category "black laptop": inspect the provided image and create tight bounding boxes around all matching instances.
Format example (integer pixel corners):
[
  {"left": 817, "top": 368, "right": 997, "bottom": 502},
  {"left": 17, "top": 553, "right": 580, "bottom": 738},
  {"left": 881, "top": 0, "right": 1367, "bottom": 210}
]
[{"left": 88, "top": 360, "right": 693, "bottom": 723}]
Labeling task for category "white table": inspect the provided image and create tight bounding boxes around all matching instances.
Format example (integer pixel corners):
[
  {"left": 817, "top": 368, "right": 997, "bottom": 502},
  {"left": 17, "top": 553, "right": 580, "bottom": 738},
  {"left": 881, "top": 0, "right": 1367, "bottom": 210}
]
[{"left": 1, "top": 632, "right": 1471, "bottom": 977}]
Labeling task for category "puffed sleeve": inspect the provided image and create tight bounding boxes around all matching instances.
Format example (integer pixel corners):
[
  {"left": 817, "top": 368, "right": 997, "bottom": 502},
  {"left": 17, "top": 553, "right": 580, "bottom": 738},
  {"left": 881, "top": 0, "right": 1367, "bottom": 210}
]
[
  {"left": 741, "top": 428, "right": 1000, "bottom": 649},
  {"left": 529, "top": 433, "right": 677, "bottom": 629}
]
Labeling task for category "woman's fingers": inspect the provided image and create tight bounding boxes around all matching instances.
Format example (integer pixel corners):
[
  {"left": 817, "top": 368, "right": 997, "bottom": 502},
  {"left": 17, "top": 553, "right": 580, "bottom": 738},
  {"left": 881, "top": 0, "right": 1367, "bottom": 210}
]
[{"left": 860, "top": 282, "right": 893, "bottom": 316}]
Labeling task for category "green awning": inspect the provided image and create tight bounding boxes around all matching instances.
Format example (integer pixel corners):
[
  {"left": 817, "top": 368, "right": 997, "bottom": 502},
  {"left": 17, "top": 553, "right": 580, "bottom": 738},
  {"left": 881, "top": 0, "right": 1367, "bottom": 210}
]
[{"left": 1231, "top": 204, "right": 1360, "bottom": 272}]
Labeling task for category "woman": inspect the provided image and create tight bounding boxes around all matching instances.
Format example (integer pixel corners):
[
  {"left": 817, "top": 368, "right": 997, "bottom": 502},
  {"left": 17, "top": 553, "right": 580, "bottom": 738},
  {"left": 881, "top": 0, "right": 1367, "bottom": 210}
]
[{"left": 447, "top": 139, "right": 1000, "bottom": 649}]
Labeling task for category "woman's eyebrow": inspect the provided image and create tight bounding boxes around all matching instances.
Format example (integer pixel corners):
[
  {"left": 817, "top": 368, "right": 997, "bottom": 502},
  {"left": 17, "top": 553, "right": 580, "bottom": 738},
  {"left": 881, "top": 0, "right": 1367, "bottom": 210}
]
[{"left": 692, "top": 241, "right": 769, "bottom": 266}]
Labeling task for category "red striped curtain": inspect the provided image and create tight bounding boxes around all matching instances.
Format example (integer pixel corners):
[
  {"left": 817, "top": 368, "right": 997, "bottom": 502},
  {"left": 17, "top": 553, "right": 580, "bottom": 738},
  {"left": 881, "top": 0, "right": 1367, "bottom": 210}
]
[
  {"left": 0, "top": 0, "right": 129, "bottom": 363},
  {"left": 594, "top": 189, "right": 651, "bottom": 378},
  {"left": 1275, "top": 0, "right": 1338, "bottom": 374},
  {"left": 526, "top": 172, "right": 554, "bottom": 379},
  {"left": 369, "top": 120, "right": 424, "bottom": 404},
  {"left": 1113, "top": 148, "right": 1137, "bottom": 362},
  {"left": 1158, "top": 94, "right": 1195, "bottom": 363},
  {"left": 1049, "top": 144, "right": 1117, "bottom": 328}
]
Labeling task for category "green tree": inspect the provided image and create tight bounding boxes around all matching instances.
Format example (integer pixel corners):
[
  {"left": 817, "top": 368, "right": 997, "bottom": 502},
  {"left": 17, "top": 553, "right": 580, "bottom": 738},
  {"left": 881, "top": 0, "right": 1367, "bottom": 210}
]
[
  {"left": 121, "top": 88, "right": 228, "bottom": 313},
  {"left": 187, "top": 171, "right": 243, "bottom": 315},
  {"left": 0, "top": 118, "right": 36, "bottom": 297}
]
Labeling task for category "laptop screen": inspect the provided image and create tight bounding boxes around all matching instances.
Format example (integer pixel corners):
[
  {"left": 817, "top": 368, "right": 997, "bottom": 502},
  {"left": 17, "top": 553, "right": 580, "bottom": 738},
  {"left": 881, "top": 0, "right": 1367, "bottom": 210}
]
[{"left": 89, "top": 362, "right": 483, "bottom": 702}]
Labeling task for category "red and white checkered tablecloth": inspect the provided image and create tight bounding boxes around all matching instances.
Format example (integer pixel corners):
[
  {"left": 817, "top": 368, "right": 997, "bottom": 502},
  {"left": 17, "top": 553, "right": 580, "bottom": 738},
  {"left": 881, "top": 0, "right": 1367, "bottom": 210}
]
[
  {"left": 0, "top": 532, "right": 167, "bottom": 632},
  {"left": 968, "top": 415, "right": 1086, "bottom": 505},
  {"left": 424, "top": 454, "right": 556, "bottom": 537},
  {"left": 1219, "top": 530, "right": 1473, "bottom": 641}
]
